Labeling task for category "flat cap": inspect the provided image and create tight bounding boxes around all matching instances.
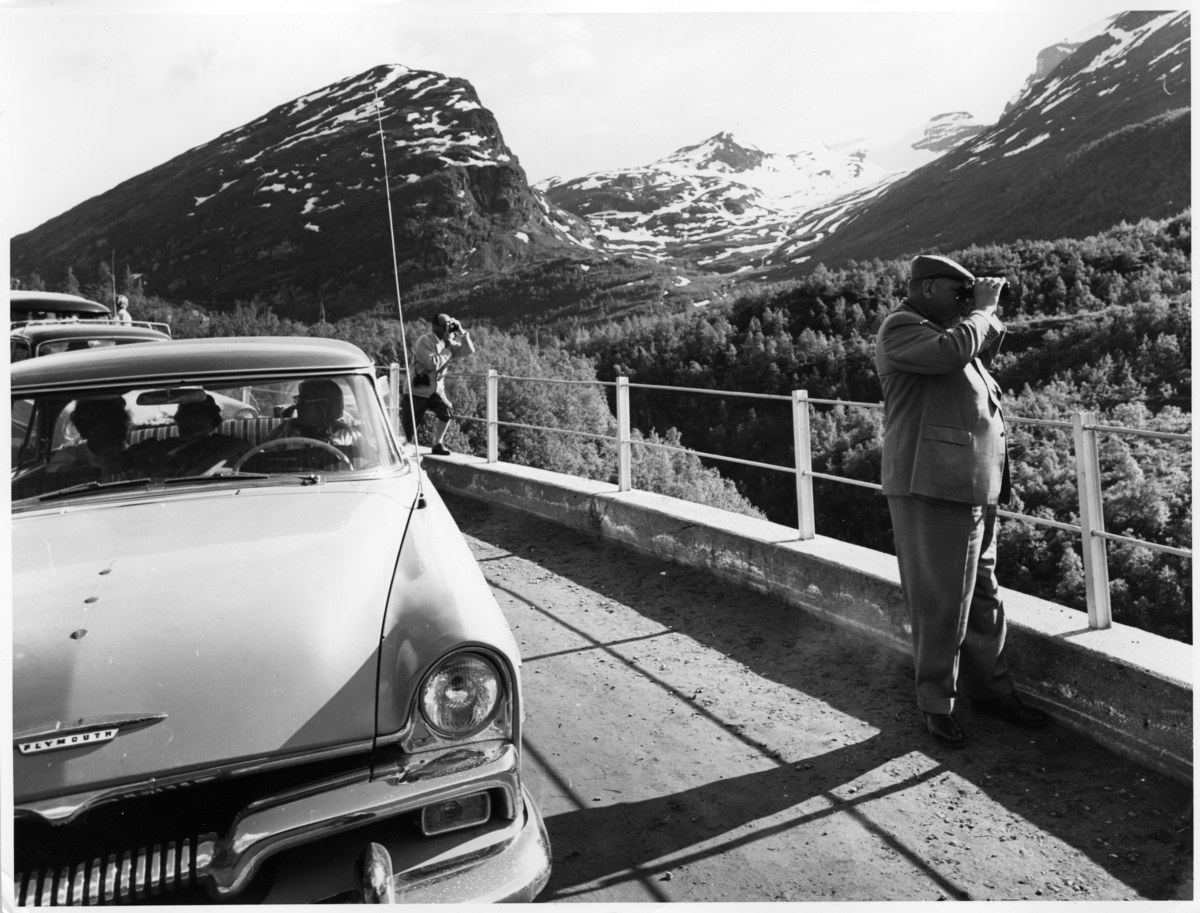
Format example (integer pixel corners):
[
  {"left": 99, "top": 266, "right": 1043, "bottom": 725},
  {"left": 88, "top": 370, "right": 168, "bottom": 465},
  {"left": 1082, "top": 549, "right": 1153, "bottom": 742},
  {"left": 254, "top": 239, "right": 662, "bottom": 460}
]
[{"left": 911, "top": 254, "right": 974, "bottom": 283}]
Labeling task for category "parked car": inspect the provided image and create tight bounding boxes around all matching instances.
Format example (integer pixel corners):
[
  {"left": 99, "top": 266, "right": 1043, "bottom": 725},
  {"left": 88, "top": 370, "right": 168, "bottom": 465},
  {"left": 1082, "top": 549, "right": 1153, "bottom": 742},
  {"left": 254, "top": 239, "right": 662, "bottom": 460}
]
[
  {"left": 11, "top": 337, "right": 551, "bottom": 904},
  {"left": 9, "top": 290, "right": 113, "bottom": 322},
  {"left": 10, "top": 291, "right": 174, "bottom": 363},
  {"left": 10, "top": 321, "right": 173, "bottom": 363}
]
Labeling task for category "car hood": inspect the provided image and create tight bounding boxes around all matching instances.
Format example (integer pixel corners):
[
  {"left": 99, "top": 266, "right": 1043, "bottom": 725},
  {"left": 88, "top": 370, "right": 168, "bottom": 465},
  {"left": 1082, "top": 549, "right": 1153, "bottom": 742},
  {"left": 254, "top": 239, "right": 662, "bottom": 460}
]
[{"left": 12, "top": 482, "right": 416, "bottom": 804}]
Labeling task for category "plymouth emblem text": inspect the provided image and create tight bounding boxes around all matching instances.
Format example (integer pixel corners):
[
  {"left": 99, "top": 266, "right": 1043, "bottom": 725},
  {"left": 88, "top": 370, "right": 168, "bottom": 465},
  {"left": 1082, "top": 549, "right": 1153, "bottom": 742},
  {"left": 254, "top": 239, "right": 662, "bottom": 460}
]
[{"left": 18, "top": 728, "right": 118, "bottom": 754}]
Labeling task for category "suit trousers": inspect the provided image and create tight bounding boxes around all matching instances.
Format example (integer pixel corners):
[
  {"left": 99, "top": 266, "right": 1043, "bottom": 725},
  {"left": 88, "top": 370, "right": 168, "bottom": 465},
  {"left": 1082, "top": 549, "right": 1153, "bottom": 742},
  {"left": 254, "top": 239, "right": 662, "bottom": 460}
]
[{"left": 886, "top": 494, "right": 1015, "bottom": 714}]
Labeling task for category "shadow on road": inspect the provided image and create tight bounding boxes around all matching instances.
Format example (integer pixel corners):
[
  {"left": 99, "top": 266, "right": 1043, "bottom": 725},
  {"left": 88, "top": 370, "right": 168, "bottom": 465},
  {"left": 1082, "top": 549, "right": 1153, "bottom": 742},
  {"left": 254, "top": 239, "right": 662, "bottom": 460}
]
[
  {"left": 444, "top": 493, "right": 1192, "bottom": 900},
  {"left": 525, "top": 733, "right": 972, "bottom": 900}
]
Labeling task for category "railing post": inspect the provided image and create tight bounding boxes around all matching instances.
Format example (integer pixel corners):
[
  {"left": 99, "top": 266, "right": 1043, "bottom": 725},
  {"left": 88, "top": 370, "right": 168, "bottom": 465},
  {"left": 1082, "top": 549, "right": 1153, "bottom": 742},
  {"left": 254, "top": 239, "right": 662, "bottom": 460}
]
[
  {"left": 792, "top": 389, "right": 815, "bottom": 540},
  {"left": 486, "top": 370, "right": 499, "bottom": 463},
  {"left": 1073, "top": 411, "right": 1112, "bottom": 629},
  {"left": 616, "top": 376, "right": 631, "bottom": 492},
  {"left": 388, "top": 363, "right": 400, "bottom": 437}
]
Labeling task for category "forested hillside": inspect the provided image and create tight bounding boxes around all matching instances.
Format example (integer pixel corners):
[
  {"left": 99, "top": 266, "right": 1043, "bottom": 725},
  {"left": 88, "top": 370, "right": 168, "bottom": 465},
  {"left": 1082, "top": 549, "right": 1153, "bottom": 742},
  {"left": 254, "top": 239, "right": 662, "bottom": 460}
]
[
  {"left": 565, "top": 212, "right": 1192, "bottom": 642},
  {"left": 30, "top": 212, "right": 1190, "bottom": 642}
]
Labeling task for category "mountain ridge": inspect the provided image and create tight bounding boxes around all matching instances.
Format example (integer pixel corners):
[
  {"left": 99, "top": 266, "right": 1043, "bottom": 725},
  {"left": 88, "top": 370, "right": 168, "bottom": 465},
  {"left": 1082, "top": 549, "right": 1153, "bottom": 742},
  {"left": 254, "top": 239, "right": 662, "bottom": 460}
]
[
  {"left": 9, "top": 11, "right": 1191, "bottom": 326},
  {"left": 10, "top": 64, "right": 603, "bottom": 320},
  {"left": 763, "top": 10, "right": 1191, "bottom": 275}
]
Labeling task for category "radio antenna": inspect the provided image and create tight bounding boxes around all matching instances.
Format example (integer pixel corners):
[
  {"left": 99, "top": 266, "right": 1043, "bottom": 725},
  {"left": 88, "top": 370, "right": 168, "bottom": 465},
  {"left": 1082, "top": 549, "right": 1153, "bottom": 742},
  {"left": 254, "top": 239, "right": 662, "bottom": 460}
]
[{"left": 373, "top": 89, "right": 426, "bottom": 490}]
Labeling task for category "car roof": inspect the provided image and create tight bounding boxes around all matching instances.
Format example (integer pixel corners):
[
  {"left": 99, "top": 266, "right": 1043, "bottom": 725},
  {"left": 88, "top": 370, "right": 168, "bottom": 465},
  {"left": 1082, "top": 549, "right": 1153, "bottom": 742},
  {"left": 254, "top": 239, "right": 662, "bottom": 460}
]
[
  {"left": 12, "top": 336, "right": 375, "bottom": 393},
  {"left": 9, "top": 290, "right": 112, "bottom": 317},
  {"left": 12, "top": 323, "right": 171, "bottom": 344}
]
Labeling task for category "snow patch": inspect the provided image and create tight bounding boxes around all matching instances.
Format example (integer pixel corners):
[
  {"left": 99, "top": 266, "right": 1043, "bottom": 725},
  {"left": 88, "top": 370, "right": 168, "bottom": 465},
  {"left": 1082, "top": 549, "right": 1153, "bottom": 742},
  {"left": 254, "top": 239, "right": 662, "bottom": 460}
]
[
  {"left": 1003, "top": 133, "right": 1051, "bottom": 157},
  {"left": 412, "top": 78, "right": 449, "bottom": 100},
  {"left": 304, "top": 223, "right": 320, "bottom": 232},
  {"left": 374, "top": 65, "right": 410, "bottom": 93}
]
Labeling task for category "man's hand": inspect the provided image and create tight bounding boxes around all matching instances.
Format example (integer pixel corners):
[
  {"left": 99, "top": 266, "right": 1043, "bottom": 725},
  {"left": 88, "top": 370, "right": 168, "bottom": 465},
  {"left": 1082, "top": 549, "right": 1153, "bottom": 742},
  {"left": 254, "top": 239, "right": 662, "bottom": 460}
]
[{"left": 970, "top": 277, "right": 1005, "bottom": 317}]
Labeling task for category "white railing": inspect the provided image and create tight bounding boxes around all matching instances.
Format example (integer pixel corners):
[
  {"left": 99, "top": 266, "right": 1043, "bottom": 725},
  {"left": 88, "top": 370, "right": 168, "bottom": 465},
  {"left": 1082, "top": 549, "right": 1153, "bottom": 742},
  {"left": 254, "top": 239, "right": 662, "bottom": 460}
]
[{"left": 396, "top": 366, "right": 1192, "bottom": 632}]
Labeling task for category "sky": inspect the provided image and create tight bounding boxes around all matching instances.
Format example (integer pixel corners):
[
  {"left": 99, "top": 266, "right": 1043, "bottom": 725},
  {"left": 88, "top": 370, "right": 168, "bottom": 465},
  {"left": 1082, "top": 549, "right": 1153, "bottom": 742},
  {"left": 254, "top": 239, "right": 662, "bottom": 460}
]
[{"left": 3, "top": 0, "right": 1149, "bottom": 238}]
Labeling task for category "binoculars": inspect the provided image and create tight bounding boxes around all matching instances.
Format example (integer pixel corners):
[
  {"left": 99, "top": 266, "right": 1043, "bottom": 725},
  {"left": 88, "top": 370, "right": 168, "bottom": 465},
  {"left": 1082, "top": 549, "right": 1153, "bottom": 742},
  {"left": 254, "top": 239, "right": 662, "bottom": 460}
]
[{"left": 958, "top": 278, "right": 1011, "bottom": 303}]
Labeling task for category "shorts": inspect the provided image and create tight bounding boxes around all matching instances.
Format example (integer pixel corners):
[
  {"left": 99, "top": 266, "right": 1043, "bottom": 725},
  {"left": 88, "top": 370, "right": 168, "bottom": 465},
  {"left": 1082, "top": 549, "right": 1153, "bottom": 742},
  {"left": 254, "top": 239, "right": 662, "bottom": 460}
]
[{"left": 401, "top": 391, "right": 453, "bottom": 440}]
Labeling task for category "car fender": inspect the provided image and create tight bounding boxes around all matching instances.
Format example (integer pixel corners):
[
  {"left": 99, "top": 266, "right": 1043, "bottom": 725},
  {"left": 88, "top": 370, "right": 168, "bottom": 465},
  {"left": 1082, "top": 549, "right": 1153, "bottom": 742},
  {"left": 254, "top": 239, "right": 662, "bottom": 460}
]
[{"left": 375, "top": 478, "right": 522, "bottom": 739}]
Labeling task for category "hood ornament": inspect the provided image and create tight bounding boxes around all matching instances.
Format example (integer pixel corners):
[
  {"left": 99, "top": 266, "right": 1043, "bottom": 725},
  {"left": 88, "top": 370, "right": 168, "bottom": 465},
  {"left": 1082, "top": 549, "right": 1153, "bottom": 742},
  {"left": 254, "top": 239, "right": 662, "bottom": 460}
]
[{"left": 14, "top": 713, "right": 167, "bottom": 755}]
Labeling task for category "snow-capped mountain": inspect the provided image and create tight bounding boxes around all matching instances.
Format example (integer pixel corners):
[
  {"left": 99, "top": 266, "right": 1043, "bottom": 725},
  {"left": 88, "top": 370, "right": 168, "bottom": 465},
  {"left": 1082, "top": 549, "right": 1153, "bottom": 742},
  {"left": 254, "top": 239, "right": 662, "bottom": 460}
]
[
  {"left": 11, "top": 11, "right": 1189, "bottom": 325},
  {"left": 1004, "top": 14, "right": 1121, "bottom": 113},
  {"left": 11, "top": 64, "right": 599, "bottom": 319},
  {"left": 831, "top": 111, "right": 988, "bottom": 174},
  {"left": 911, "top": 112, "right": 988, "bottom": 154},
  {"left": 767, "top": 10, "right": 1191, "bottom": 274},
  {"left": 537, "top": 132, "right": 898, "bottom": 271}
]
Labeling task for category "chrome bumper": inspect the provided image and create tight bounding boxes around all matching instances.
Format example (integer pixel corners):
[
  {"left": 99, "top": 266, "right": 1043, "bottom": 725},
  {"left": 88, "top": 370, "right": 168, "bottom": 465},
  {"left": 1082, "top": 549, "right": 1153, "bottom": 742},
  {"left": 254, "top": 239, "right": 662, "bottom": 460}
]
[
  {"left": 369, "top": 783, "right": 551, "bottom": 903},
  {"left": 14, "top": 742, "right": 550, "bottom": 904},
  {"left": 208, "top": 741, "right": 531, "bottom": 898}
]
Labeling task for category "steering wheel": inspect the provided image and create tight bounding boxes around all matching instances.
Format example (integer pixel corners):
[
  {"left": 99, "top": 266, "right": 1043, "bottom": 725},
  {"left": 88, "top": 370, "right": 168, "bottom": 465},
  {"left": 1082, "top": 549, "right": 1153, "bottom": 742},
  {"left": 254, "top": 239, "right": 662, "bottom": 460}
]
[{"left": 231, "top": 437, "right": 352, "bottom": 471}]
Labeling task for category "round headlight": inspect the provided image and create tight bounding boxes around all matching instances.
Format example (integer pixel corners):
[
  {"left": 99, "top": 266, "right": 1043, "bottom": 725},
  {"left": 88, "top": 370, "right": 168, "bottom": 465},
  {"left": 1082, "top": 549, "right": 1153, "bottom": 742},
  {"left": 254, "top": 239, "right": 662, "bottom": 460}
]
[{"left": 420, "top": 653, "right": 503, "bottom": 738}]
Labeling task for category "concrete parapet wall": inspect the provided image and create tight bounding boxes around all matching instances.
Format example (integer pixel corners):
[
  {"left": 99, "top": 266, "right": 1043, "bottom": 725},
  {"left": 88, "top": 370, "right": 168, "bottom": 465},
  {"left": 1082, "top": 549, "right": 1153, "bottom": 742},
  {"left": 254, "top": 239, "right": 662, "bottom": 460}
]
[{"left": 424, "top": 455, "right": 1193, "bottom": 784}]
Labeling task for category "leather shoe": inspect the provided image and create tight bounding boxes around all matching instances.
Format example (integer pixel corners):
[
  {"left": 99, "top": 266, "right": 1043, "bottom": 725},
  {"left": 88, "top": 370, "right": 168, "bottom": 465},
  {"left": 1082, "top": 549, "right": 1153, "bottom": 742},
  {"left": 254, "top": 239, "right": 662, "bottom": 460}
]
[
  {"left": 971, "top": 693, "right": 1049, "bottom": 729},
  {"left": 923, "top": 712, "right": 966, "bottom": 748}
]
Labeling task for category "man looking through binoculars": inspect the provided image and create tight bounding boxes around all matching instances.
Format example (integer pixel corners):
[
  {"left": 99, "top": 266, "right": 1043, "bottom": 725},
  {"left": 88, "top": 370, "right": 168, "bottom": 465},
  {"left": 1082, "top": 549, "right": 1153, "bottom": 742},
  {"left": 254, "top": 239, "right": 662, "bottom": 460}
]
[{"left": 875, "top": 254, "right": 1048, "bottom": 749}]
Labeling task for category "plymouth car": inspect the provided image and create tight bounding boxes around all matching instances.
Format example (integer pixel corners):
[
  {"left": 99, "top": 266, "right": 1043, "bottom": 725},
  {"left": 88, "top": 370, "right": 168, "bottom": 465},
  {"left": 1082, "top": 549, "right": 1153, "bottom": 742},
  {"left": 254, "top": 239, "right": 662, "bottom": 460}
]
[{"left": 11, "top": 337, "right": 551, "bottom": 904}]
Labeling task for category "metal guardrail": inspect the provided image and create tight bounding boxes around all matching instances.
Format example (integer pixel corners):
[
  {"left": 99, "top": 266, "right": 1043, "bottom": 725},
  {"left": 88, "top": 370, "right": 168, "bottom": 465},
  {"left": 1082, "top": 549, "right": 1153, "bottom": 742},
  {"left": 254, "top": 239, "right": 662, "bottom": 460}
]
[{"left": 400, "top": 367, "right": 1191, "bottom": 632}]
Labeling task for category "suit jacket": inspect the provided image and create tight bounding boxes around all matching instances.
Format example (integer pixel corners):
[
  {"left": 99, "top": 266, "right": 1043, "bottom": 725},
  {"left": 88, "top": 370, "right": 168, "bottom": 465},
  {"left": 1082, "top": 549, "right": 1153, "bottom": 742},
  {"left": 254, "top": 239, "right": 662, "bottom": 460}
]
[
  {"left": 875, "top": 301, "right": 1011, "bottom": 505},
  {"left": 406, "top": 331, "right": 475, "bottom": 398}
]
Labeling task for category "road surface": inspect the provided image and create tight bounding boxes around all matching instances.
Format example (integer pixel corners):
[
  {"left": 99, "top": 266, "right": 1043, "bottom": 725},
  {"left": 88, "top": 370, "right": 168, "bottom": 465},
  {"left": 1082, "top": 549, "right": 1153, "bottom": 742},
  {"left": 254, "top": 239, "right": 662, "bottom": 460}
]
[{"left": 444, "top": 492, "right": 1193, "bottom": 903}]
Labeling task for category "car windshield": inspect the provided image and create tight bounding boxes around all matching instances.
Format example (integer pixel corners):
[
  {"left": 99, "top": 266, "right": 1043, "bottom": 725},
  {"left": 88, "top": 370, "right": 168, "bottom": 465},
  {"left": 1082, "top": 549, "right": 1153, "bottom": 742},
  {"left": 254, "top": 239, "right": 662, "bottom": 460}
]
[{"left": 12, "top": 373, "right": 405, "bottom": 505}]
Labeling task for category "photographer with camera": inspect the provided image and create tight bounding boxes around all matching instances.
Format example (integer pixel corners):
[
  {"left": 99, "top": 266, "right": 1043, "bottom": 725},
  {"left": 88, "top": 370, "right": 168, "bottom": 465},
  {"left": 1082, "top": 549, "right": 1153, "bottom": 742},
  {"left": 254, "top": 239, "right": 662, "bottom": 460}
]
[
  {"left": 401, "top": 313, "right": 475, "bottom": 456},
  {"left": 875, "top": 254, "right": 1047, "bottom": 750}
]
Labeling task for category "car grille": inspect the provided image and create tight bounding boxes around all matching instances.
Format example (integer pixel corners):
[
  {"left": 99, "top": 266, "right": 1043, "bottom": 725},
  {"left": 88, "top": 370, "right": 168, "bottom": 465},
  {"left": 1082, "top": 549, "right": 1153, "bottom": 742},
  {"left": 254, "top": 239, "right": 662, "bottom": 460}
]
[
  {"left": 14, "top": 835, "right": 215, "bottom": 906},
  {"left": 14, "top": 754, "right": 368, "bottom": 905}
]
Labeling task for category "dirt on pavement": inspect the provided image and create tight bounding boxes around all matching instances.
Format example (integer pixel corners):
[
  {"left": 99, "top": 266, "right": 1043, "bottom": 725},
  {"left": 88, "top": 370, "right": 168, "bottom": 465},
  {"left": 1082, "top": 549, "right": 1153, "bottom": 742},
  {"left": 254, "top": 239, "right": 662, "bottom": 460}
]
[{"left": 443, "top": 491, "right": 1194, "bottom": 903}]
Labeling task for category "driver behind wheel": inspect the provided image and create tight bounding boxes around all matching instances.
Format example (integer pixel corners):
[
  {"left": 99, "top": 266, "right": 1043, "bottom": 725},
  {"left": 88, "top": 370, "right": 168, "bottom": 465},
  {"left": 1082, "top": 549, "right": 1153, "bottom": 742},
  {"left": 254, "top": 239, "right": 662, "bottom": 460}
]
[{"left": 261, "top": 378, "right": 364, "bottom": 469}]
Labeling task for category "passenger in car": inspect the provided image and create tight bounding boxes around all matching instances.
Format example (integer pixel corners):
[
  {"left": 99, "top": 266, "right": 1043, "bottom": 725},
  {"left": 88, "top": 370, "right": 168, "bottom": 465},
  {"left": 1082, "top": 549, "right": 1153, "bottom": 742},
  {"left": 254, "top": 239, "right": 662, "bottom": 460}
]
[
  {"left": 127, "top": 395, "right": 251, "bottom": 478},
  {"left": 262, "top": 378, "right": 365, "bottom": 468},
  {"left": 46, "top": 398, "right": 134, "bottom": 482}
]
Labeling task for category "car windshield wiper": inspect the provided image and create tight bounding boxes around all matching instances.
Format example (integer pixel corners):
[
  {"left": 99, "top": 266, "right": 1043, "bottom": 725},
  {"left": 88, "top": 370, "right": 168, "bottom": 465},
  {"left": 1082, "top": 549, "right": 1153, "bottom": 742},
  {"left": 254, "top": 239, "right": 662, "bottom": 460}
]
[
  {"left": 170, "top": 471, "right": 323, "bottom": 486},
  {"left": 31, "top": 472, "right": 326, "bottom": 504},
  {"left": 37, "top": 478, "right": 154, "bottom": 502},
  {"left": 163, "top": 471, "right": 273, "bottom": 484}
]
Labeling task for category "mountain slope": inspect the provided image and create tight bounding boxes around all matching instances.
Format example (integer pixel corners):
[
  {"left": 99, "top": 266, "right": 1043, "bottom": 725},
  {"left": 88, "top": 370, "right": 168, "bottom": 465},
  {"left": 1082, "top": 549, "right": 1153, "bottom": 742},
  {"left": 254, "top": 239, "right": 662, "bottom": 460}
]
[
  {"left": 10, "top": 65, "right": 599, "bottom": 320},
  {"left": 771, "top": 10, "right": 1191, "bottom": 272}
]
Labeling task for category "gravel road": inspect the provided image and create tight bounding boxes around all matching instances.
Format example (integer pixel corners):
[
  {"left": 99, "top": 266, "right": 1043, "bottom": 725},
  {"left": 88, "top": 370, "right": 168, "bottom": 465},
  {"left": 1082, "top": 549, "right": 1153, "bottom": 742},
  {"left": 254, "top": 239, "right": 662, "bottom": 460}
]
[{"left": 444, "top": 492, "right": 1193, "bottom": 903}]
